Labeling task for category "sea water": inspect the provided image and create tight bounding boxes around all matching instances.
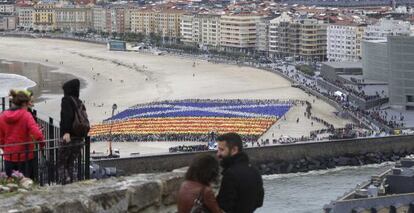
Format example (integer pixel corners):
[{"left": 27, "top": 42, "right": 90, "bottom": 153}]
[{"left": 259, "top": 163, "right": 393, "bottom": 213}]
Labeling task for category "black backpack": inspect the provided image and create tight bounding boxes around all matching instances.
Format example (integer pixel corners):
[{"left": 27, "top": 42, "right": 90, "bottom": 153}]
[{"left": 70, "top": 97, "right": 90, "bottom": 137}]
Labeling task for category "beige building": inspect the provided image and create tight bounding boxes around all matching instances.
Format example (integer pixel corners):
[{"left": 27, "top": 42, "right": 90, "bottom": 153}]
[
  {"left": 16, "top": 6, "right": 34, "bottom": 30},
  {"left": 220, "top": 14, "right": 261, "bottom": 53},
  {"left": 269, "top": 14, "right": 327, "bottom": 61},
  {"left": 33, "top": 3, "right": 55, "bottom": 31},
  {"left": 55, "top": 6, "right": 92, "bottom": 32},
  {"left": 130, "top": 7, "right": 184, "bottom": 39}
]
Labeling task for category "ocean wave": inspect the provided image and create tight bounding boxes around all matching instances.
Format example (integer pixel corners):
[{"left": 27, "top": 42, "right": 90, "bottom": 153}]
[
  {"left": 0, "top": 73, "right": 36, "bottom": 97},
  {"left": 262, "top": 162, "right": 395, "bottom": 180}
]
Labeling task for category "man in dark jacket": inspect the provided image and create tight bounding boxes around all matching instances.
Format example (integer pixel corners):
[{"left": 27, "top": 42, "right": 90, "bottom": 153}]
[
  {"left": 59, "top": 79, "right": 84, "bottom": 183},
  {"left": 216, "top": 133, "right": 264, "bottom": 213}
]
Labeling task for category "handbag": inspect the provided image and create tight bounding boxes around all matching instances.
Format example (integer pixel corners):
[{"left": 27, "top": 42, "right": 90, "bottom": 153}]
[{"left": 190, "top": 187, "right": 210, "bottom": 213}]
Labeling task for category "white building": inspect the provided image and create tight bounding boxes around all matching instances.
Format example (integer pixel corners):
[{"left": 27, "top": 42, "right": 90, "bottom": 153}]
[
  {"left": 269, "top": 12, "right": 293, "bottom": 57},
  {"left": 0, "top": 3, "right": 14, "bottom": 13},
  {"left": 16, "top": 6, "right": 33, "bottom": 30},
  {"left": 327, "top": 24, "right": 365, "bottom": 62},
  {"left": 364, "top": 19, "right": 411, "bottom": 41},
  {"left": 92, "top": 6, "right": 107, "bottom": 32},
  {"left": 180, "top": 13, "right": 220, "bottom": 49},
  {"left": 180, "top": 14, "right": 200, "bottom": 45},
  {"left": 256, "top": 17, "right": 271, "bottom": 54},
  {"left": 199, "top": 14, "right": 220, "bottom": 49}
]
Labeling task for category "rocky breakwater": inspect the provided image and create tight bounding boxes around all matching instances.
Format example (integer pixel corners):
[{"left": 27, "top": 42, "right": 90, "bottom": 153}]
[
  {"left": 0, "top": 169, "right": 186, "bottom": 213},
  {"left": 256, "top": 150, "right": 409, "bottom": 175}
]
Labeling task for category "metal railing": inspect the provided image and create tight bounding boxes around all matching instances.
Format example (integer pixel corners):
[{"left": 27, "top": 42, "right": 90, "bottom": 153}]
[{"left": 1, "top": 97, "right": 90, "bottom": 185}]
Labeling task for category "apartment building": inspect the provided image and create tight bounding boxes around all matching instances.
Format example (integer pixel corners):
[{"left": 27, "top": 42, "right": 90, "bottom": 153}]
[
  {"left": 180, "top": 13, "right": 200, "bottom": 45},
  {"left": 269, "top": 14, "right": 327, "bottom": 61},
  {"left": 106, "top": 6, "right": 127, "bottom": 33},
  {"left": 55, "top": 5, "right": 92, "bottom": 32},
  {"left": 0, "top": 14, "right": 16, "bottom": 30},
  {"left": 363, "top": 18, "right": 411, "bottom": 41},
  {"left": 256, "top": 17, "right": 272, "bottom": 54},
  {"left": 220, "top": 14, "right": 261, "bottom": 53},
  {"left": 92, "top": 5, "right": 106, "bottom": 32},
  {"left": 199, "top": 13, "right": 220, "bottom": 49},
  {"left": 0, "top": 3, "right": 14, "bottom": 13},
  {"left": 180, "top": 13, "right": 221, "bottom": 48},
  {"left": 16, "top": 6, "right": 33, "bottom": 29},
  {"left": 327, "top": 24, "right": 365, "bottom": 62},
  {"left": 269, "top": 12, "right": 296, "bottom": 58},
  {"left": 33, "top": 3, "right": 55, "bottom": 31},
  {"left": 130, "top": 7, "right": 184, "bottom": 38}
]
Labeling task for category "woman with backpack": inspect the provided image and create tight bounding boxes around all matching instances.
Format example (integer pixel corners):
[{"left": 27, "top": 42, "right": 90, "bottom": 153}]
[
  {"left": 0, "top": 90, "right": 44, "bottom": 179},
  {"left": 177, "top": 155, "right": 222, "bottom": 213},
  {"left": 59, "top": 78, "right": 90, "bottom": 184}
]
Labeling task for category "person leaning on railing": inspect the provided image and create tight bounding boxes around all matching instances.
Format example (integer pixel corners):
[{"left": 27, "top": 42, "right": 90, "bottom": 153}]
[{"left": 0, "top": 90, "right": 45, "bottom": 179}]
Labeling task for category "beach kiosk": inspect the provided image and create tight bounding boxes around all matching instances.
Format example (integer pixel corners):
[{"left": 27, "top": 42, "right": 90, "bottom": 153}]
[{"left": 107, "top": 40, "right": 126, "bottom": 51}]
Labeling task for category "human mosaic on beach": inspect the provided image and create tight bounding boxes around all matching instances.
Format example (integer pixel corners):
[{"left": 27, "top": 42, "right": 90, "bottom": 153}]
[{"left": 89, "top": 99, "right": 294, "bottom": 142}]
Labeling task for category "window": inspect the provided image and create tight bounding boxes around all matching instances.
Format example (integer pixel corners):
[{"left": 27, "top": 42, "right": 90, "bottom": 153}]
[{"left": 407, "top": 95, "right": 414, "bottom": 103}]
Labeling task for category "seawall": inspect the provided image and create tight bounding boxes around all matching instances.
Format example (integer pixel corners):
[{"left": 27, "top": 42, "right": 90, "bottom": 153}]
[{"left": 94, "top": 135, "right": 414, "bottom": 175}]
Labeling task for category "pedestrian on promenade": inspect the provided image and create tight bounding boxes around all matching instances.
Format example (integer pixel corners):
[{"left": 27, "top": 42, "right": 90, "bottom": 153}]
[
  {"left": 59, "top": 79, "right": 90, "bottom": 184},
  {"left": 216, "top": 133, "right": 264, "bottom": 213},
  {"left": 177, "top": 155, "right": 222, "bottom": 213},
  {"left": 0, "top": 90, "right": 44, "bottom": 178}
]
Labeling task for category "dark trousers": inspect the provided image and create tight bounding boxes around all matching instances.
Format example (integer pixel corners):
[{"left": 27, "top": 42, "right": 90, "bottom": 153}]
[{"left": 5, "top": 159, "right": 34, "bottom": 179}]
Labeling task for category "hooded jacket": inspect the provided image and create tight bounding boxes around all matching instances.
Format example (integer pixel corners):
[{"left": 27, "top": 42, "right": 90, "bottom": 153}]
[
  {"left": 60, "top": 79, "right": 83, "bottom": 137},
  {"left": 217, "top": 152, "right": 264, "bottom": 213},
  {"left": 0, "top": 108, "right": 44, "bottom": 162}
]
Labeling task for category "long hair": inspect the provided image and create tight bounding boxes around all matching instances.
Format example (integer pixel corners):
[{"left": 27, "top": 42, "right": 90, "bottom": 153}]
[{"left": 185, "top": 155, "right": 219, "bottom": 186}]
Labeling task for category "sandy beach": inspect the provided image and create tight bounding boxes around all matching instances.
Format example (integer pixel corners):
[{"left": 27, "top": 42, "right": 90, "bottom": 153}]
[{"left": 0, "top": 37, "right": 352, "bottom": 155}]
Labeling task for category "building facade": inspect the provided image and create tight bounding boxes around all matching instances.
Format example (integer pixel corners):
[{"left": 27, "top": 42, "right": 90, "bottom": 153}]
[
  {"left": 362, "top": 40, "right": 388, "bottom": 82},
  {"left": 327, "top": 24, "right": 365, "bottom": 62},
  {"left": 269, "top": 14, "right": 327, "bottom": 61},
  {"left": 363, "top": 19, "right": 411, "bottom": 41},
  {"left": 256, "top": 17, "right": 271, "bottom": 54},
  {"left": 16, "top": 6, "right": 33, "bottom": 30},
  {"left": 130, "top": 7, "right": 183, "bottom": 39},
  {"left": 180, "top": 13, "right": 220, "bottom": 48},
  {"left": 0, "top": 14, "right": 16, "bottom": 30},
  {"left": 33, "top": 3, "right": 55, "bottom": 31},
  {"left": 92, "top": 6, "right": 106, "bottom": 32},
  {"left": 55, "top": 6, "right": 92, "bottom": 32},
  {"left": 106, "top": 6, "right": 127, "bottom": 33},
  {"left": 220, "top": 14, "right": 261, "bottom": 53},
  {"left": 269, "top": 12, "right": 295, "bottom": 58},
  {"left": 180, "top": 13, "right": 200, "bottom": 45},
  {"left": 0, "top": 3, "right": 14, "bottom": 13},
  {"left": 387, "top": 36, "right": 414, "bottom": 110}
]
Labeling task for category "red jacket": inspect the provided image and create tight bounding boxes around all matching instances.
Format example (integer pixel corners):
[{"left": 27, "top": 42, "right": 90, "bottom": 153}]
[{"left": 0, "top": 109, "right": 44, "bottom": 162}]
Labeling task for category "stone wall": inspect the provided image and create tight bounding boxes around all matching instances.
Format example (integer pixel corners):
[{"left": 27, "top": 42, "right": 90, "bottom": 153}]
[
  {"left": 0, "top": 169, "right": 186, "bottom": 213},
  {"left": 95, "top": 135, "right": 414, "bottom": 175}
]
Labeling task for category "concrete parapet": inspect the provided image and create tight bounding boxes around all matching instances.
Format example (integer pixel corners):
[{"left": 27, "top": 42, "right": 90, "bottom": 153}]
[
  {"left": 94, "top": 135, "right": 414, "bottom": 175},
  {"left": 0, "top": 170, "right": 185, "bottom": 213}
]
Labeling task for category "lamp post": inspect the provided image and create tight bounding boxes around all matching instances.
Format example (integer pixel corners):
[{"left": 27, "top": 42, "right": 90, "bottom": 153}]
[{"left": 109, "top": 103, "right": 117, "bottom": 157}]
